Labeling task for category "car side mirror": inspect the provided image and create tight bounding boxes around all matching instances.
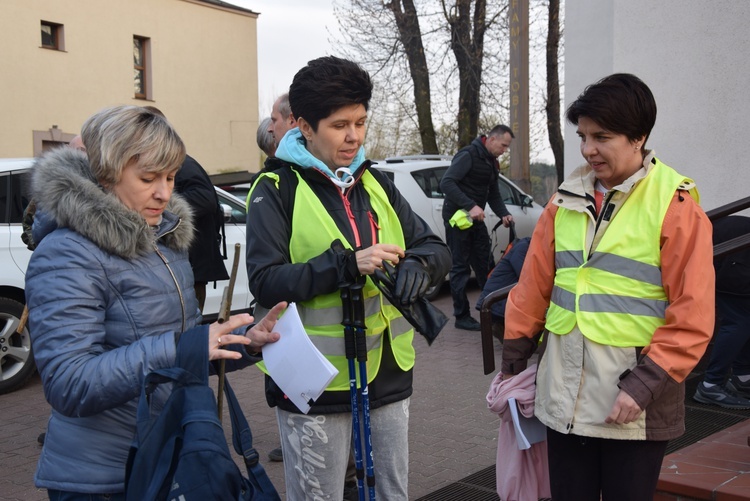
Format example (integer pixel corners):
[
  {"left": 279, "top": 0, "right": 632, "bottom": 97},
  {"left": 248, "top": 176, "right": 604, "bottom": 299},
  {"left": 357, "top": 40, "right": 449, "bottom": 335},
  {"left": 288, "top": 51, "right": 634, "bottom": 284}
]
[
  {"left": 220, "top": 203, "right": 233, "bottom": 223},
  {"left": 522, "top": 195, "right": 534, "bottom": 207}
]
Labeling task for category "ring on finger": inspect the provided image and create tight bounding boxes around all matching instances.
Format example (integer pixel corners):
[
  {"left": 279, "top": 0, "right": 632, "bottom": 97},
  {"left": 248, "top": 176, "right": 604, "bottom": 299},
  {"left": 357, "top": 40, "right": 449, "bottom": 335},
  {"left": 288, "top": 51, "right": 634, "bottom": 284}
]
[{"left": 218, "top": 336, "right": 223, "bottom": 346}]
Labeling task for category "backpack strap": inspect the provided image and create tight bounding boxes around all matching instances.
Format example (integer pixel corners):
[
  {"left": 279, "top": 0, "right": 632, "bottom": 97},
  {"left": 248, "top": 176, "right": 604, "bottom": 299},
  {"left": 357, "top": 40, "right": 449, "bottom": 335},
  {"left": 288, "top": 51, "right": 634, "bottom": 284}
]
[{"left": 223, "top": 377, "right": 279, "bottom": 496}]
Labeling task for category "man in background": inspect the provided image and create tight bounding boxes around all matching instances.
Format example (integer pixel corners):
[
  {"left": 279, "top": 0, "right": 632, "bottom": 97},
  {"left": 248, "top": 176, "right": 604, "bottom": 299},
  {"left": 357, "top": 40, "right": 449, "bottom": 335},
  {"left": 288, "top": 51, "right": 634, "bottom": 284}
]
[
  {"left": 175, "top": 154, "right": 229, "bottom": 311},
  {"left": 248, "top": 94, "right": 297, "bottom": 196},
  {"left": 250, "top": 116, "right": 284, "bottom": 188},
  {"left": 144, "top": 106, "right": 228, "bottom": 312},
  {"left": 268, "top": 92, "right": 297, "bottom": 147},
  {"left": 257, "top": 117, "right": 276, "bottom": 158},
  {"left": 440, "top": 125, "right": 515, "bottom": 331}
]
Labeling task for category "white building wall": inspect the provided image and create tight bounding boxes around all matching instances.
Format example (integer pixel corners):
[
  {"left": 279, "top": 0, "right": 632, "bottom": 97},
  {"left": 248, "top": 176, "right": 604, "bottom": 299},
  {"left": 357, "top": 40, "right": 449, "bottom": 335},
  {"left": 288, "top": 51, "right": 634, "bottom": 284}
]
[{"left": 565, "top": 0, "right": 750, "bottom": 211}]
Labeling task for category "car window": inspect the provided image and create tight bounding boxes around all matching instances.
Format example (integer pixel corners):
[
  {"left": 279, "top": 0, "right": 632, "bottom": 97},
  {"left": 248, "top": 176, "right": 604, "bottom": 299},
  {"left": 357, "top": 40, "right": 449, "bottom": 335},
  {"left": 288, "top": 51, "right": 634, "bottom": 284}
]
[
  {"left": 411, "top": 167, "right": 448, "bottom": 199},
  {"left": 217, "top": 192, "right": 246, "bottom": 224},
  {"left": 0, "top": 173, "right": 7, "bottom": 223},
  {"left": 10, "top": 171, "right": 32, "bottom": 223},
  {"left": 498, "top": 177, "right": 520, "bottom": 206},
  {"left": 0, "top": 169, "right": 32, "bottom": 224},
  {"left": 220, "top": 183, "right": 252, "bottom": 204},
  {"left": 378, "top": 170, "right": 394, "bottom": 183}
]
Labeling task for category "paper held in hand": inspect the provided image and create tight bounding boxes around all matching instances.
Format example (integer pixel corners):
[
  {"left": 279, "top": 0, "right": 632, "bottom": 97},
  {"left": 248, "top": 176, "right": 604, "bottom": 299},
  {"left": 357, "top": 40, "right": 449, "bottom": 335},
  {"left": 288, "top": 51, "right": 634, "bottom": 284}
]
[
  {"left": 261, "top": 303, "right": 339, "bottom": 414},
  {"left": 508, "top": 397, "right": 547, "bottom": 450}
]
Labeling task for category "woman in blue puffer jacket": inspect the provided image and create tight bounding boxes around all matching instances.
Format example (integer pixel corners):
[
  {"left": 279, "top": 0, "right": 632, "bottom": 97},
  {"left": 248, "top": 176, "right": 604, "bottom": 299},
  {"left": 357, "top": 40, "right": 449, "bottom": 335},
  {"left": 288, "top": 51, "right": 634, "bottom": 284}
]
[{"left": 25, "top": 105, "right": 286, "bottom": 499}]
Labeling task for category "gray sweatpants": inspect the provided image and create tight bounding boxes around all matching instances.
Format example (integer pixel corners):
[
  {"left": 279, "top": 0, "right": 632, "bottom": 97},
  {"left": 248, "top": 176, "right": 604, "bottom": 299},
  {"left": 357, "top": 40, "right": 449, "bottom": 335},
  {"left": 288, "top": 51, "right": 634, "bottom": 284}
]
[{"left": 277, "top": 398, "right": 410, "bottom": 500}]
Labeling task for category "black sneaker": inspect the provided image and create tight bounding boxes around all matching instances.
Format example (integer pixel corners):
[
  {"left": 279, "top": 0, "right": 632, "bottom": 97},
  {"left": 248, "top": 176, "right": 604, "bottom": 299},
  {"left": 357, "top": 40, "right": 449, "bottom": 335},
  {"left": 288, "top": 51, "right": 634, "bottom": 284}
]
[
  {"left": 693, "top": 382, "right": 750, "bottom": 409},
  {"left": 268, "top": 446, "right": 283, "bottom": 462},
  {"left": 726, "top": 375, "right": 750, "bottom": 399},
  {"left": 455, "top": 316, "right": 481, "bottom": 331},
  {"left": 343, "top": 480, "right": 359, "bottom": 501}
]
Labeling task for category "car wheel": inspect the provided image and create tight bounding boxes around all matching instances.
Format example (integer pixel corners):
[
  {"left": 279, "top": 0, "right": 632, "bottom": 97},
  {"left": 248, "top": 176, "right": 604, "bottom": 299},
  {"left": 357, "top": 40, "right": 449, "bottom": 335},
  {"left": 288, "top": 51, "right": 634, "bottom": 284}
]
[
  {"left": 423, "top": 282, "right": 443, "bottom": 301},
  {"left": 0, "top": 297, "right": 36, "bottom": 394}
]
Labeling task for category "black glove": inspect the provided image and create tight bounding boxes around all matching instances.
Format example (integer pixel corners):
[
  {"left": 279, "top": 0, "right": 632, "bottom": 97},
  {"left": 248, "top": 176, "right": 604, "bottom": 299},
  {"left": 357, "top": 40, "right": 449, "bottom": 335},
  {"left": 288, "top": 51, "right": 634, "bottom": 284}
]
[
  {"left": 393, "top": 258, "right": 430, "bottom": 305},
  {"left": 373, "top": 261, "right": 448, "bottom": 345}
]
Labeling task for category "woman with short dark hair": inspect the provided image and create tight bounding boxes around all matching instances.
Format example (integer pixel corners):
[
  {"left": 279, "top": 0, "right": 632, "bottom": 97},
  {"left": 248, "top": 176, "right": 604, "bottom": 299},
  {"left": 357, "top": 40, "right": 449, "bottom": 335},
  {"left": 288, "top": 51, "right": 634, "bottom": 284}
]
[
  {"left": 501, "top": 73, "right": 714, "bottom": 500},
  {"left": 246, "top": 56, "right": 451, "bottom": 499}
]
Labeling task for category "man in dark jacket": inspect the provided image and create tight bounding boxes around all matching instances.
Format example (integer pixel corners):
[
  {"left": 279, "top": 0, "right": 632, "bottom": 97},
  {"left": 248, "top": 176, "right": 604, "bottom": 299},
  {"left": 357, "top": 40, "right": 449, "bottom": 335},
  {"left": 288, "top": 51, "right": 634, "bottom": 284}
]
[
  {"left": 175, "top": 155, "right": 229, "bottom": 311},
  {"left": 440, "top": 125, "right": 515, "bottom": 330},
  {"left": 142, "top": 106, "right": 230, "bottom": 311}
]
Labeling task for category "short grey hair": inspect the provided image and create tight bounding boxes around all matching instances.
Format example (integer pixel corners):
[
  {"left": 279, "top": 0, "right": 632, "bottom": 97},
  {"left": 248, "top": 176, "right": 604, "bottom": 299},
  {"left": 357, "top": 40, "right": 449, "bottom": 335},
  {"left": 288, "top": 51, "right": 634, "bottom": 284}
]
[
  {"left": 257, "top": 117, "right": 275, "bottom": 156},
  {"left": 276, "top": 93, "right": 292, "bottom": 120},
  {"left": 82, "top": 105, "right": 185, "bottom": 186}
]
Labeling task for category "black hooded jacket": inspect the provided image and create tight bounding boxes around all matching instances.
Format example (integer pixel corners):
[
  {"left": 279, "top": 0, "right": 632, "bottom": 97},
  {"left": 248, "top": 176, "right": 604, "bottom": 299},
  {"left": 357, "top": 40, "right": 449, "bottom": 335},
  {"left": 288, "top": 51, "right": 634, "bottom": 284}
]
[
  {"left": 175, "top": 155, "right": 229, "bottom": 283},
  {"left": 246, "top": 160, "right": 451, "bottom": 413},
  {"left": 440, "top": 136, "right": 511, "bottom": 222}
]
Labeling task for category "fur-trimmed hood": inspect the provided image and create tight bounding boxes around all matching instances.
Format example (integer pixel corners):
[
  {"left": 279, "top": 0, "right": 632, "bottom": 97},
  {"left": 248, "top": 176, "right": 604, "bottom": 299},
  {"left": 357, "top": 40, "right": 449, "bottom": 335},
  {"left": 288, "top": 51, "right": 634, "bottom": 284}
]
[{"left": 31, "top": 147, "right": 194, "bottom": 259}]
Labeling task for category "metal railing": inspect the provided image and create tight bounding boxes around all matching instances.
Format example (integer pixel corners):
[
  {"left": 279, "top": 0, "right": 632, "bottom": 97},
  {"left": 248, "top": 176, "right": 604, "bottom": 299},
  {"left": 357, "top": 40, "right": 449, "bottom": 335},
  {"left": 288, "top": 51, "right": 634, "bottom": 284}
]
[
  {"left": 706, "top": 195, "right": 750, "bottom": 258},
  {"left": 480, "top": 194, "right": 750, "bottom": 375}
]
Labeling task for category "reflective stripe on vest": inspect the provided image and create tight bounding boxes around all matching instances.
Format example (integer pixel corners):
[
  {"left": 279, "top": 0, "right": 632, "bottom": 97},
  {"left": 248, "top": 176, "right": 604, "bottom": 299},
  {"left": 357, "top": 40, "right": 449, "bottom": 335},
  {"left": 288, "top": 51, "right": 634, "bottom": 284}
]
[
  {"left": 258, "top": 168, "right": 415, "bottom": 391},
  {"left": 545, "top": 159, "right": 699, "bottom": 347}
]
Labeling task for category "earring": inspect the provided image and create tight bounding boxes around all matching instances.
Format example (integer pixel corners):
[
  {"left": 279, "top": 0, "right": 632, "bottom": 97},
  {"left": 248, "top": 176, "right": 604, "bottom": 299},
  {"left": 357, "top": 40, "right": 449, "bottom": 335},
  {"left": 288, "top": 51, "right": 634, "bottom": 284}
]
[{"left": 634, "top": 144, "right": 640, "bottom": 151}]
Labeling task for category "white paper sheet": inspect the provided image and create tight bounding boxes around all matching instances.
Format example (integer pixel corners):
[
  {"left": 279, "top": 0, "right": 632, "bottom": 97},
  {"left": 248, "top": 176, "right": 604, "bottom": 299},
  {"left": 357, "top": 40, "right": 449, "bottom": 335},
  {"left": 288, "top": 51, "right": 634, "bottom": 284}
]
[
  {"left": 261, "top": 303, "right": 339, "bottom": 413},
  {"left": 508, "top": 397, "right": 547, "bottom": 450}
]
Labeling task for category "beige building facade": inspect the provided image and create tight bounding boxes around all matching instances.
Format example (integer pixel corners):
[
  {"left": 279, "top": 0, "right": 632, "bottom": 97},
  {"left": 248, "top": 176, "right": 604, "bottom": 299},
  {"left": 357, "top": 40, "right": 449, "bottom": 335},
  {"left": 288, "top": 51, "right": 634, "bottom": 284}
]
[{"left": 1, "top": 0, "right": 260, "bottom": 175}]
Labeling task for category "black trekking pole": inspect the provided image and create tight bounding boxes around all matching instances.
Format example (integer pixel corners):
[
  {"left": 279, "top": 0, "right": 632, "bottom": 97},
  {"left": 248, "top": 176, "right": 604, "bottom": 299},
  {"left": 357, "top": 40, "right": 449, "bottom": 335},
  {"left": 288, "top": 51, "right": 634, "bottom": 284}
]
[
  {"left": 341, "top": 284, "right": 366, "bottom": 501},
  {"left": 351, "top": 281, "right": 376, "bottom": 500}
]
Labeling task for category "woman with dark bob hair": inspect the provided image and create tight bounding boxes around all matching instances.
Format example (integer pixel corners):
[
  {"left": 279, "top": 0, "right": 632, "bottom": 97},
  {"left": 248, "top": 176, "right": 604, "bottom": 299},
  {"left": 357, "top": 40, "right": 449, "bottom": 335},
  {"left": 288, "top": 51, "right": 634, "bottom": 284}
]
[
  {"left": 246, "top": 56, "right": 451, "bottom": 498},
  {"left": 500, "top": 73, "right": 714, "bottom": 500},
  {"left": 26, "top": 105, "right": 286, "bottom": 499}
]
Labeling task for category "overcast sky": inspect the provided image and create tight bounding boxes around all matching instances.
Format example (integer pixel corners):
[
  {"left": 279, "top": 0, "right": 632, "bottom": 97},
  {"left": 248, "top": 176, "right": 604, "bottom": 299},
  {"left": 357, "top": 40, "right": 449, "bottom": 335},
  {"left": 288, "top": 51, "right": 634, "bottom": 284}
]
[
  {"left": 223, "top": 0, "right": 554, "bottom": 163},
  {"left": 224, "top": 0, "right": 337, "bottom": 116}
]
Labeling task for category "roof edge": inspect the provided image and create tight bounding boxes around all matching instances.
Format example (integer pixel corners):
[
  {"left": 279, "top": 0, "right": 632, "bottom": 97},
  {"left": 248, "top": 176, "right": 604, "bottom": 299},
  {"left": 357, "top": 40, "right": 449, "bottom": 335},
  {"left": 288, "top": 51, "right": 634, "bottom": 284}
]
[{"left": 182, "top": 0, "right": 259, "bottom": 17}]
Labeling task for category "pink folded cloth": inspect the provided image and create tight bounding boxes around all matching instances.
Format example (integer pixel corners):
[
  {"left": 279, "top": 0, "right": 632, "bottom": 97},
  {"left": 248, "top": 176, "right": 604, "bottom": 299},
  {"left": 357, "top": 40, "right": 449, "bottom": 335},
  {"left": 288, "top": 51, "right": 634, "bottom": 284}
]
[{"left": 486, "top": 365, "right": 551, "bottom": 501}]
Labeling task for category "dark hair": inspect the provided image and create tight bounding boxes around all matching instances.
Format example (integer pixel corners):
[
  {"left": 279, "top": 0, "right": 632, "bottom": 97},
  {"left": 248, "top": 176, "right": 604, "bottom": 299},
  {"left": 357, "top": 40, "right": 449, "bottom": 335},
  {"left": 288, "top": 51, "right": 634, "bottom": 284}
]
[
  {"left": 565, "top": 73, "right": 657, "bottom": 145},
  {"left": 289, "top": 56, "right": 373, "bottom": 131},
  {"left": 488, "top": 124, "right": 515, "bottom": 138},
  {"left": 141, "top": 105, "right": 166, "bottom": 119}
]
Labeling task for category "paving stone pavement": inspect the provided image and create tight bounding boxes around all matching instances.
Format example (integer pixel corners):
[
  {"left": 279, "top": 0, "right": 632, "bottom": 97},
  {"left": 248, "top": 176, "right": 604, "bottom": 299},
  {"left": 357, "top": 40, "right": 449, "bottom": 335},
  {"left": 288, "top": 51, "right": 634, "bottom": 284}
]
[{"left": 1, "top": 283, "right": 504, "bottom": 500}]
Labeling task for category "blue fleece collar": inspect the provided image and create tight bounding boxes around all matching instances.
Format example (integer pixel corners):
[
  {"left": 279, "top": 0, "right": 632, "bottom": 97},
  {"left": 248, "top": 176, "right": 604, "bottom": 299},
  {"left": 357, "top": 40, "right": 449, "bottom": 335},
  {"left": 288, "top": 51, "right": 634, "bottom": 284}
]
[{"left": 275, "top": 127, "right": 366, "bottom": 179}]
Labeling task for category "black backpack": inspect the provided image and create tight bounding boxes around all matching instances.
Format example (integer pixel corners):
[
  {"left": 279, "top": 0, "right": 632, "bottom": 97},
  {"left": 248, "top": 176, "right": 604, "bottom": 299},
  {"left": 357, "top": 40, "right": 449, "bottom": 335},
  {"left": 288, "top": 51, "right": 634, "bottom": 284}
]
[{"left": 125, "top": 329, "right": 279, "bottom": 500}]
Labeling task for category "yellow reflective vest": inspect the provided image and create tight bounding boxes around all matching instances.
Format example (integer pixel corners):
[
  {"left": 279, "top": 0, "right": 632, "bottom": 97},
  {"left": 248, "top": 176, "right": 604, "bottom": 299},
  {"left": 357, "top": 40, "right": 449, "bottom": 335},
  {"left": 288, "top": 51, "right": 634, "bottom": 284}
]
[
  {"left": 258, "top": 169, "right": 416, "bottom": 391},
  {"left": 545, "top": 159, "right": 699, "bottom": 347}
]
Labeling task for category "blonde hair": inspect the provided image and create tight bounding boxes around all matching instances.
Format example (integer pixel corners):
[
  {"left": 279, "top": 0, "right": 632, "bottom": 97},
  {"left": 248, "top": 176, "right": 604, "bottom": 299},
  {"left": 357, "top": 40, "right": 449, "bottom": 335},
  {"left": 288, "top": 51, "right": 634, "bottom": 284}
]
[{"left": 81, "top": 105, "right": 186, "bottom": 186}]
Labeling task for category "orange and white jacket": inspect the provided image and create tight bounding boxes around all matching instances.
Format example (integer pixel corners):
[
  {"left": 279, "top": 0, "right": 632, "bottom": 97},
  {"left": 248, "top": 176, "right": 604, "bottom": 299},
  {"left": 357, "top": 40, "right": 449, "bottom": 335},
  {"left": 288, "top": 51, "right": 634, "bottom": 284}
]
[{"left": 502, "top": 151, "right": 714, "bottom": 441}]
